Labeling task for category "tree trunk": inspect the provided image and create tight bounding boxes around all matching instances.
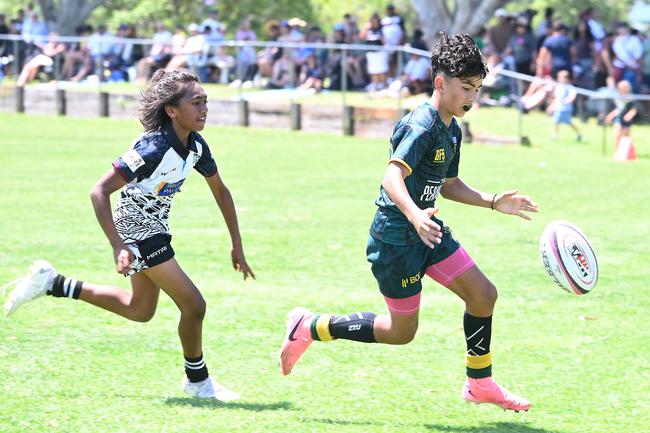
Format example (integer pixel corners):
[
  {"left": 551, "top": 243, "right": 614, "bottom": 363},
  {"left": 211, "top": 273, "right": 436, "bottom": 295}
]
[
  {"left": 412, "top": 0, "right": 507, "bottom": 46},
  {"left": 38, "top": 0, "right": 107, "bottom": 35}
]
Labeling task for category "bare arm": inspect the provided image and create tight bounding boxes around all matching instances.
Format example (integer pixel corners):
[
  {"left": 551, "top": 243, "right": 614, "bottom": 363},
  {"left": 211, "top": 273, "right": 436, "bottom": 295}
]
[
  {"left": 382, "top": 161, "right": 442, "bottom": 248},
  {"left": 89, "top": 168, "right": 131, "bottom": 273},
  {"left": 441, "top": 177, "right": 539, "bottom": 220},
  {"left": 204, "top": 171, "right": 255, "bottom": 280}
]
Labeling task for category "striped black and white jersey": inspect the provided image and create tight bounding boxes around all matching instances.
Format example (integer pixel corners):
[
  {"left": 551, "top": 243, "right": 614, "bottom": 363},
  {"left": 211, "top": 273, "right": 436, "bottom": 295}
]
[{"left": 112, "top": 122, "right": 218, "bottom": 243}]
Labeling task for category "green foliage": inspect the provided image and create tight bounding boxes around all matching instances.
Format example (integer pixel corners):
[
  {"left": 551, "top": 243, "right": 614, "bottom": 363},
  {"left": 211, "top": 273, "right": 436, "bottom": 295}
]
[{"left": 509, "top": 0, "right": 636, "bottom": 29}]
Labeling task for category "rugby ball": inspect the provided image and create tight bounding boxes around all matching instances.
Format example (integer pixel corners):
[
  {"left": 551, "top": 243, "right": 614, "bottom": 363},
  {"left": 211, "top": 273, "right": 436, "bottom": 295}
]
[{"left": 540, "top": 221, "right": 598, "bottom": 295}]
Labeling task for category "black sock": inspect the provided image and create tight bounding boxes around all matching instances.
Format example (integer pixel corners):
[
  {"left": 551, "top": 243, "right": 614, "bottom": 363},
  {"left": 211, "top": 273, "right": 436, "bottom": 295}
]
[
  {"left": 464, "top": 312, "right": 492, "bottom": 356},
  {"left": 184, "top": 353, "right": 209, "bottom": 383},
  {"left": 48, "top": 274, "right": 82, "bottom": 299},
  {"left": 464, "top": 312, "right": 493, "bottom": 378},
  {"left": 326, "top": 312, "right": 377, "bottom": 343}
]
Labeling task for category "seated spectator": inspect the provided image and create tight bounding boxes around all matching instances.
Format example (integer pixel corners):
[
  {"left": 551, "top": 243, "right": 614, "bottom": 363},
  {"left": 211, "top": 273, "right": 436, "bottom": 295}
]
[
  {"left": 400, "top": 48, "right": 431, "bottom": 95},
  {"left": 165, "top": 23, "right": 208, "bottom": 72},
  {"left": 16, "top": 32, "right": 65, "bottom": 86},
  {"left": 298, "top": 53, "right": 323, "bottom": 92},
  {"left": 87, "top": 24, "right": 116, "bottom": 79},
  {"left": 258, "top": 20, "right": 281, "bottom": 78},
  {"left": 137, "top": 22, "right": 172, "bottom": 82},
  {"left": 266, "top": 51, "right": 292, "bottom": 89},
  {"left": 206, "top": 46, "right": 235, "bottom": 83},
  {"left": 105, "top": 24, "right": 139, "bottom": 81},
  {"left": 62, "top": 25, "right": 93, "bottom": 82}
]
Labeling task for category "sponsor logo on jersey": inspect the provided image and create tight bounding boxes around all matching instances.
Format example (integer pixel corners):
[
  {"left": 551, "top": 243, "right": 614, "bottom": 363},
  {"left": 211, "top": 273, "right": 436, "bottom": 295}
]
[
  {"left": 160, "top": 167, "right": 177, "bottom": 177},
  {"left": 433, "top": 148, "right": 446, "bottom": 162},
  {"left": 156, "top": 179, "right": 185, "bottom": 196},
  {"left": 420, "top": 179, "right": 444, "bottom": 202},
  {"left": 401, "top": 271, "right": 421, "bottom": 288},
  {"left": 122, "top": 149, "right": 145, "bottom": 172}
]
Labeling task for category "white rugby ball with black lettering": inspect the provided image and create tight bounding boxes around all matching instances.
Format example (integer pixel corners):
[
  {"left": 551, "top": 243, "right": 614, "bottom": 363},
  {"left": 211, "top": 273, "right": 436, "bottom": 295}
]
[{"left": 540, "top": 221, "right": 598, "bottom": 295}]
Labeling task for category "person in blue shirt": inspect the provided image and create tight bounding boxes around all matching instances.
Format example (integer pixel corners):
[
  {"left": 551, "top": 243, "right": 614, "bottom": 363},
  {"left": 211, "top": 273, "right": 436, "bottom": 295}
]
[
  {"left": 3, "top": 69, "right": 254, "bottom": 401},
  {"left": 279, "top": 33, "right": 537, "bottom": 412},
  {"left": 547, "top": 69, "right": 582, "bottom": 141}
]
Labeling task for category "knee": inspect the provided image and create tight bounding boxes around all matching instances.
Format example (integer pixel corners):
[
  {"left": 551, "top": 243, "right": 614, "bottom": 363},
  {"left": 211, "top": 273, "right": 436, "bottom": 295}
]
[
  {"left": 130, "top": 307, "right": 156, "bottom": 323},
  {"left": 478, "top": 281, "right": 498, "bottom": 306},
  {"left": 183, "top": 296, "right": 206, "bottom": 322},
  {"left": 391, "top": 323, "right": 418, "bottom": 345}
]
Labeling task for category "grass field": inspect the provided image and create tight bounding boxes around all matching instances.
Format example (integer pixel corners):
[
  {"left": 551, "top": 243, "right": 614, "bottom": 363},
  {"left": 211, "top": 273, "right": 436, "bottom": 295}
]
[{"left": 1, "top": 110, "right": 649, "bottom": 433}]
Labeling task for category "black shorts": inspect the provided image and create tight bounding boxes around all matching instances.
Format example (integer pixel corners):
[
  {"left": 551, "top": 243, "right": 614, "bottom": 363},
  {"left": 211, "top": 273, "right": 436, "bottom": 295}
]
[{"left": 125, "top": 233, "right": 175, "bottom": 275}]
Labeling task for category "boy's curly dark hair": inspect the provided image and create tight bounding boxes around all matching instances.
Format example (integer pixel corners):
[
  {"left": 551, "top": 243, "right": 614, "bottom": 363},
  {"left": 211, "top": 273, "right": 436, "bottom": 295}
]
[
  {"left": 138, "top": 69, "right": 201, "bottom": 132},
  {"left": 430, "top": 32, "right": 488, "bottom": 82}
]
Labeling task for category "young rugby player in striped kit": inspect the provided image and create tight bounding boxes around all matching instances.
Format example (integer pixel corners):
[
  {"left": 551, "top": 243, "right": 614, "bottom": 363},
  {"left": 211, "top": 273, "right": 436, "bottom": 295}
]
[
  {"left": 279, "top": 33, "right": 537, "bottom": 412},
  {"left": 3, "top": 69, "right": 254, "bottom": 401}
]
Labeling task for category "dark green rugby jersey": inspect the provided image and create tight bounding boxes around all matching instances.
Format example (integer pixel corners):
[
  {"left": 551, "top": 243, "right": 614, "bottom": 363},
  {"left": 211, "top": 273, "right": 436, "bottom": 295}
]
[{"left": 370, "top": 102, "right": 462, "bottom": 245}]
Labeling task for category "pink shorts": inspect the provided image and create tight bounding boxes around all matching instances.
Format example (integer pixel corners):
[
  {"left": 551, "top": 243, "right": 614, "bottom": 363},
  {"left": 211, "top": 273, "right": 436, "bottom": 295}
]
[{"left": 384, "top": 247, "right": 475, "bottom": 315}]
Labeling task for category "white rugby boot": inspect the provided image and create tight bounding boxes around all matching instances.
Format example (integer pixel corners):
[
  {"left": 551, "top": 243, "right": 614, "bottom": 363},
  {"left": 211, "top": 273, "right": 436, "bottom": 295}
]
[
  {"left": 2, "top": 260, "right": 57, "bottom": 316},
  {"left": 182, "top": 377, "right": 240, "bottom": 402}
]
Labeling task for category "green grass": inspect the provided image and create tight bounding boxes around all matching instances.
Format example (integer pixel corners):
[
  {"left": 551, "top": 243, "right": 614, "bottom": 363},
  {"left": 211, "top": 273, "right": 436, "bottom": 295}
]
[{"left": 0, "top": 111, "right": 649, "bottom": 433}]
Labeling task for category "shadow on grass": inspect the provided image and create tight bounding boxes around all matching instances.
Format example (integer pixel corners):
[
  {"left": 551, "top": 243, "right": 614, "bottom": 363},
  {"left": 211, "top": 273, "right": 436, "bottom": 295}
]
[
  {"left": 164, "top": 398, "right": 293, "bottom": 412},
  {"left": 425, "top": 422, "right": 563, "bottom": 433}
]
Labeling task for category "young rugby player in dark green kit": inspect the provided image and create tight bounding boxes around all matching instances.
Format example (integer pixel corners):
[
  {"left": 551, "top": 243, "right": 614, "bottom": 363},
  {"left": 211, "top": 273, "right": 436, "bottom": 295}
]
[{"left": 280, "top": 33, "right": 537, "bottom": 412}]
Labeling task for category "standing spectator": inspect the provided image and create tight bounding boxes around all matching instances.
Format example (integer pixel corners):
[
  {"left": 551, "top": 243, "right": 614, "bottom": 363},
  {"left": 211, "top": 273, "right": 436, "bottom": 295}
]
[
  {"left": 21, "top": 11, "right": 48, "bottom": 44},
  {"left": 361, "top": 12, "right": 388, "bottom": 91},
  {"left": 0, "top": 13, "right": 9, "bottom": 80},
  {"left": 233, "top": 17, "right": 258, "bottom": 86},
  {"left": 547, "top": 69, "right": 582, "bottom": 141},
  {"left": 487, "top": 8, "right": 513, "bottom": 56},
  {"left": 343, "top": 13, "right": 360, "bottom": 44},
  {"left": 573, "top": 21, "right": 597, "bottom": 89},
  {"left": 381, "top": 4, "right": 406, "bottom": 77},
  {"left": 581, "top": 7, "right": 606, "bottom": 53},
  {"left": 641, "top": 31, "right": 650, "bottom": 92},
  {"left": 201, "top": 9, "right": 225, "bottom": 38},
  {"left": 504, "top": 17, "right": 536, "bottom": 76},
  {"left": 537, "top": 21, "right": 574, "bottom": 79},
  {"left": 535, "top": 7, "right": 553, "bottom": 40},
  {"left": 0, "top": 13, "right": 9, "bottom": 55},
  {"left": 611, "top": 22, "right": 643, "bottom": 93}
]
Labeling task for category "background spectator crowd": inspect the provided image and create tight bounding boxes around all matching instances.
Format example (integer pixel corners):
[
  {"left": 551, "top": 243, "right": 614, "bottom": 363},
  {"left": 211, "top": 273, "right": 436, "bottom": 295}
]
[{"left": 2, "top": 2, "right": 650, "bottom": 109}]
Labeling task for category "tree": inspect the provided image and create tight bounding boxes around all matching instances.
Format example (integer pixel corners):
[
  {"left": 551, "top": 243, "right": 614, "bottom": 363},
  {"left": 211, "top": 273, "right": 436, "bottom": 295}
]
[
  {"left": 37, "top": 0, "right": 108, "bottom": 35},
  {"left": 411, "top": 0, "right": 507, "bottom": 44}
]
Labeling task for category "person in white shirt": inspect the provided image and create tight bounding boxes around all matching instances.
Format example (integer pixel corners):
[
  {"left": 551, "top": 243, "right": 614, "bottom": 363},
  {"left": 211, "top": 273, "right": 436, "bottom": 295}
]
[
  {"left": 138, "top": 22, "right": 173, "bottom": 82},
  {"left": 611, "top": 22, "right": 643, "bottom": 93},
  {"left": 381, "top": 4, "right": 406, "bottom": 77}
]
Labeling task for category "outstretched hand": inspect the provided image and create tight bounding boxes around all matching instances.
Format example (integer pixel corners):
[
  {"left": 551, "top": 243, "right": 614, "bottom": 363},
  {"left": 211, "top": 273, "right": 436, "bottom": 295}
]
[
  {"left": 494, "top": 190, "right": 539, "bottom": 220},
  {"left": 231, "top": 246, "right": 255, "bottom": 280}
]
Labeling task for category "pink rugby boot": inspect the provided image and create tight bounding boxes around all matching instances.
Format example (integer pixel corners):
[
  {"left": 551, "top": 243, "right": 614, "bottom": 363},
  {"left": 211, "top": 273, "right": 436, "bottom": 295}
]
[
  {"left": 462, "top": 377, "right": 531, "bottom": 412},
  {"left": 279, "top": 307, "right": 314, "bottom": 375}
]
